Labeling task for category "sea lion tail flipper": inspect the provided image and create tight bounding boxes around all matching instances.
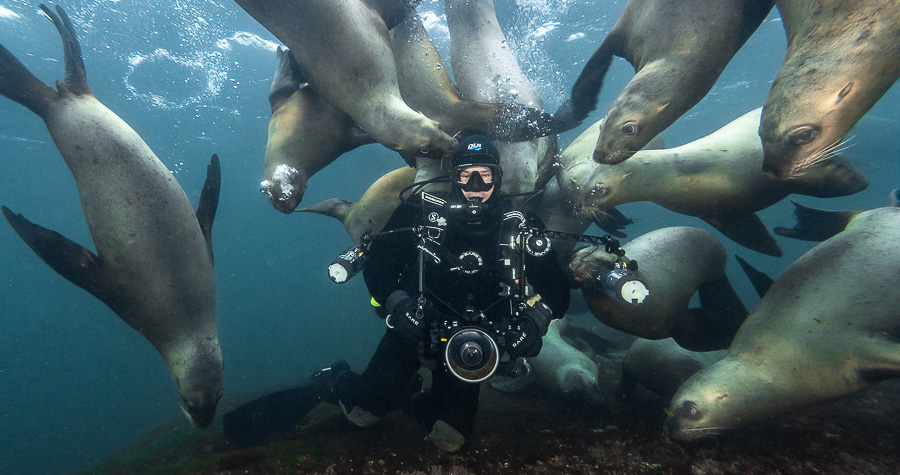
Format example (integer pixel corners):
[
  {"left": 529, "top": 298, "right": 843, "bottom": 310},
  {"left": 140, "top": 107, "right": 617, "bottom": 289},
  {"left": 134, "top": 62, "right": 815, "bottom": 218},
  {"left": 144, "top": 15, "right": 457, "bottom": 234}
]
[
  {"left": 0, "top": 41, "right": 56, "bottom": 117},
  {"left": 295, "top": 198, "right": 354, "bottom": 225},
  {"left": 702, "top": 213, "right": 782, "bottom": 257},
  {"left": 592, "top": 206, "right": 633, "bottom": 238},
  {"left": 195, "top": 154, "right": 221, "bottom": 264},
  {"left": 734, "top": 255, "right": 774, "bottom": 298},
  {"left": 269, "top": 46, "right": 303, "bottom": 110},
  {"left": 40, "top": 4, "right": 92, "bottom": 96},
  {"left": 2, "top": 206, "right": 115, "bottom": 306},
  {"left": 773, "top": 200, "right": 857, "bottom": 242},
  {"left": 787, "top": 155, "right": 869, "bottom": 198}
]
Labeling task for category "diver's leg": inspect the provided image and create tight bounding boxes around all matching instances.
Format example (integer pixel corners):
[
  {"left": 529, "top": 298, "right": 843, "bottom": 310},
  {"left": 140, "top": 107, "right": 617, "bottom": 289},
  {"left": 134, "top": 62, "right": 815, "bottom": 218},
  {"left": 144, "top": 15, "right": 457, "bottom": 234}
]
[
  {"left": 334, "top": 329, "right": 421, "bottom": 425},
  {"left": 425, "top": 368, "right": 480, "bottom": 451}
]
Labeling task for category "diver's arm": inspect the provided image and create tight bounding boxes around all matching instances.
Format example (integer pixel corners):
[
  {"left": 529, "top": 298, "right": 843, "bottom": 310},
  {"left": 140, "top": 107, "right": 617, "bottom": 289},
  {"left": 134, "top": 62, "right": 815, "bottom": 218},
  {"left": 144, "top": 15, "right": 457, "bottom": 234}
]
[
  {"left": 363, "top": 201, "right": 420, "bottom": 307},
  {"left": 524, "top": 217, "right": 570, "bottom": 318}
]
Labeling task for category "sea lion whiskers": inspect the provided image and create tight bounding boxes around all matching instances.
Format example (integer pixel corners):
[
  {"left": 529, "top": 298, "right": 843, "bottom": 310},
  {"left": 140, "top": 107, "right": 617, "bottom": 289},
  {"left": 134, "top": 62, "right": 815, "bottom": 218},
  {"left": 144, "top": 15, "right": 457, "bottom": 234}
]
[{"left": 792, "top": 135, "right": 855, "bottom": 176}]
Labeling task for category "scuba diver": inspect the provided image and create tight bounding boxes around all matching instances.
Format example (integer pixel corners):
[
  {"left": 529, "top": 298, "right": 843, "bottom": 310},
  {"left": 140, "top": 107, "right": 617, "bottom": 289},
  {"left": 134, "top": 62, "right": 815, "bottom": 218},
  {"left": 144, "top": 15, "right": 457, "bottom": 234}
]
[
  {"left": 320, "top": 134, "right": 570, "bottom": 451},
  {"left": 223, "top": 135, "right": 570, "bottom": 451}
]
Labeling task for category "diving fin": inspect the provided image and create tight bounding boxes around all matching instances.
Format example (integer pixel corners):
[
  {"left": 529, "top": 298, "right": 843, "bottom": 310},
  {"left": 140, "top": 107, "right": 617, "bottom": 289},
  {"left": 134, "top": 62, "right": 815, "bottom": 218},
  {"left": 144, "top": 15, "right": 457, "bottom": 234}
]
[{"left": 223, "top": 361, "right": 350, "bottom": 448}]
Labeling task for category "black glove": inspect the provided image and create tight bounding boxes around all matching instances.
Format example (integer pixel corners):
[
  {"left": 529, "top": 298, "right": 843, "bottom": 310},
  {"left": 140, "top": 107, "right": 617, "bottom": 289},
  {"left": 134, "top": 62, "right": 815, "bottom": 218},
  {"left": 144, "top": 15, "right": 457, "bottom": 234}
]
[
  {"left": 506, "top": 302, "right": 553, "bottom": 359},
  {"left": 386, "top": 290, "right": 427, "bottom": 343}
]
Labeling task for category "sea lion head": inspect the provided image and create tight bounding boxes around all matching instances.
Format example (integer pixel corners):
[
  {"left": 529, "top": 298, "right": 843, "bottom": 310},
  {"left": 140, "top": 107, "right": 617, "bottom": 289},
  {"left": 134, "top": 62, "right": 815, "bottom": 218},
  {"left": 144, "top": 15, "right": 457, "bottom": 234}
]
[
  {"left": 261, "top": 164, "right": 306, "bottom": 214},
  {"left": 594, "top": 81, "right": 671, "bottom": 165},
  {"left": 665, "top": 357, "right": 767, "bottom": 441},
  {"left": 167, "top": 338, "right": 225, "bottom": 429},
  {"left": 759, "top": 73, "right": 862, "bottom": 180}
]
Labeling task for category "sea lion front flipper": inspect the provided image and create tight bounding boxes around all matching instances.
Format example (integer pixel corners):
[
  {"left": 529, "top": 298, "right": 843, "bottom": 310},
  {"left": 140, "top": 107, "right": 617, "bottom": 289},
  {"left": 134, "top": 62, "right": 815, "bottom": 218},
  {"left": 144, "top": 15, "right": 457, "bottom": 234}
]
[
  {"left": 702, "top": 213, "right": 782, "bottom": 257},
  {"left": 195, "top": 154, "right": 221, "bottom": 264},
  {"left": 692, "top": 275, "right": 749, "bottom": 350},
  {"left": 556, "top": 31, "right": 624, "bottom": 127},
  {"left": 734, "top": 255, "right": 774, "bottom": 298},
  {"left": 2, "top": 206, "right": 119, "bottom": 310},
  {"left": 40, "top": 4, "right": 91, "bottom": 96},
  {"left": 773, "top": 200, "right": 859, "bottom": 242},
  {"left": 295, "top": 198, "right": 354, "bottom": 225},
  {"left": 592, "top": 206, "right": 633, "bottom": 238}
]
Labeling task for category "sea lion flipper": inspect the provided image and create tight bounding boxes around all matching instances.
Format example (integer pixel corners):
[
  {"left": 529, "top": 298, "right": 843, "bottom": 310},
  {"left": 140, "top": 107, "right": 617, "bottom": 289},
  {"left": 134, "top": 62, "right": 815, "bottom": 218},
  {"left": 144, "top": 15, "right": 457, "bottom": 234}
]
[
  {"left": 557, "top": 31, "right": 624, "bottom": 126},
  {"left": 702, "top": 213, "right": 782, "bottom": 257},
  {"left": 2, "top": 206, "right": 113, "bottom": 305},
  {"left": 0, "top": 40, "right": 56, "bottom": 117},
  {"left": 592, "top": 206, "right": 633, "bottom": 238},
  {"left": 773, "top": 200, "right": 858, "bottom": 242},
  {"left": 295, "top": 198, "right": 354, "bottom": 224},
  {"left": 39, "top": 4, "right": 91, "bottom": 96},
  {"left": 734, "top": 255, "right": 774, "bottom": 298},
  {"left": 269, "top": 46, "right": 303, "bottom": 111},
  {"left": 195, "top": 154, "right": 221, "bottom": 264}
]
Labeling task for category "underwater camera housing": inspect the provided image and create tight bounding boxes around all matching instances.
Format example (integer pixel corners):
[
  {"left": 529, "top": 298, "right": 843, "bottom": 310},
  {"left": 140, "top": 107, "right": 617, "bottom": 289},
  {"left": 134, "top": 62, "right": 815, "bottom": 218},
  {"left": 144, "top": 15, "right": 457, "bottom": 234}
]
[{"left": 442, "top": 327, "right": 500, "bottom": 383}]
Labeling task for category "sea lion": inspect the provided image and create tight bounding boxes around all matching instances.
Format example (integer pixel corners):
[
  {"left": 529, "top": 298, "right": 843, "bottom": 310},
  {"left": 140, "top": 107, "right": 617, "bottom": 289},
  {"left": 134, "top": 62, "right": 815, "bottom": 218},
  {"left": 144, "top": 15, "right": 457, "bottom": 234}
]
[
  {"left": 774, "top": 187, "right": 900, "bottom": 241},
  {"left": 558, "top": 108, "right": 870, "bottom": 256},
  {"left": 667, "top": 207, "right": 900, "bottom": 441},
  {"left": 390, "top": 13, "right": 566, "bottom": 144},
  {"left": 234, "top": 0, "right": 457, "bottom": 157},
  {"left": 0, "top": 5, "right": 222, "bottom": 428},
  {"left": 526, "top": 319, "right": 604, "bottom": 407},
  {"left": 619, "top": 338, "right": 725, "bottom": 400},
  {"left": 759, "top": 0, "right": 900, "bottom": 179},
  {"left": 260, "top": 47, "right": 373, "bottom": 214},
  {"left": 555, "top": 0, "right": 774, "bottom": 164},
  {"left": 297, "top": 166, "right": 416, "bottom": 243},
  {"left": 568, "top": 227, "right": 748, "bottom": 352},
  {"left": 445, "top": 0, "right": 555, "bottom": 197}
]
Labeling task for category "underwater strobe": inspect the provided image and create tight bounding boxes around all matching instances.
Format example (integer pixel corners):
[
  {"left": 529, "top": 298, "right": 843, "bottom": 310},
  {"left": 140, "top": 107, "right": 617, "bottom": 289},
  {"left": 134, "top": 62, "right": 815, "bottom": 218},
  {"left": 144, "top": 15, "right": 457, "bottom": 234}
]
[
  {"left": 596, "top": 267, "right": 649, "bottom": 305},
  {"left": 444, "top": 327, "right": 500, "bottom": 383}
]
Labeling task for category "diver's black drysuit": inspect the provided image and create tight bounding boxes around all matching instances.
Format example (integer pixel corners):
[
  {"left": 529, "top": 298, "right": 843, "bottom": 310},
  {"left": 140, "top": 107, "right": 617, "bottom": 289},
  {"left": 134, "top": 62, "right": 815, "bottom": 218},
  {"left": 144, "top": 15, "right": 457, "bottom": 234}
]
[{"left": 335, "top": 191, "right": 570, "bottom": 438}]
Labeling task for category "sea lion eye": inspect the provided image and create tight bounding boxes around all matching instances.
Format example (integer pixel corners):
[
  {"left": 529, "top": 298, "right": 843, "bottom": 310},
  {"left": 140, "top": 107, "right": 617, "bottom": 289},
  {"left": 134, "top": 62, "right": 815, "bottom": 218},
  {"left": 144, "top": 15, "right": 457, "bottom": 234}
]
[
  {"left": 621, "top": 122, "right": 640, "bottom": 136},
  {"left": 682, "top": 401, "right": 700, "bottom": 419},
  {"left": 788, "top": 126, "right": 818, "bottom": 145}
]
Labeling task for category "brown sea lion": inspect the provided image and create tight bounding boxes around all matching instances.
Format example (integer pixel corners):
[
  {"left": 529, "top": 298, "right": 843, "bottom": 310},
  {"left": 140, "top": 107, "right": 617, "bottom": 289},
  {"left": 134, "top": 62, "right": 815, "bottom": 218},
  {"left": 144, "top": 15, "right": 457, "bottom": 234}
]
[
  {"left": 234, "top": 0, "right": 457, "bottom": 157},
  {"left": 760, "top": 0, "right": 900, "bottom": 179},
  {"left": 0, "top": 5, "right": 222, "bottom": 428},
  {"left": 555, "top": 0, "right": 774, "bottom": 164},
  {"left": 667, "top": 207, "right": 900, "bottom": 441},
  {"left": 558, "top": 108, "right": 870, "bottom": 256},
  {"left": 445, "top": 0, "right": 555, "bottom": 196},
  {"left": 260, "top": 47, "right": 373, "bottom": 214},
  {"left": 569, "top": 227, "right": 748, "bottom": 352}
]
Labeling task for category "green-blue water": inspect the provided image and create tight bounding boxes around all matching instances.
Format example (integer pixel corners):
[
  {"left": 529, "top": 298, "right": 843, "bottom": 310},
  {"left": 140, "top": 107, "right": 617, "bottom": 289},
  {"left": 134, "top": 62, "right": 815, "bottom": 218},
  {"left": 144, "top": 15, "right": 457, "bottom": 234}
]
[{"left": 0, "top": 1, "right": 896, "bottom": 473}]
